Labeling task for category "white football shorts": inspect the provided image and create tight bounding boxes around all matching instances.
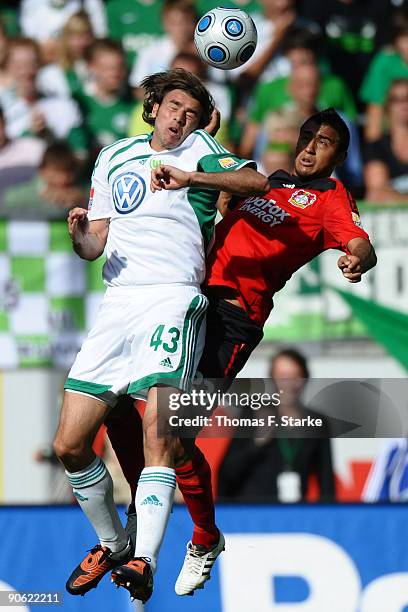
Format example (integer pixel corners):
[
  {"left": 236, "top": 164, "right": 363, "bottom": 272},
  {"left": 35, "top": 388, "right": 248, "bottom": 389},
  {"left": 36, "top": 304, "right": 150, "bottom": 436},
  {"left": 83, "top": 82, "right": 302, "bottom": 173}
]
[{"left": 64, "top": 284, "right": 208, "bottom": 406}]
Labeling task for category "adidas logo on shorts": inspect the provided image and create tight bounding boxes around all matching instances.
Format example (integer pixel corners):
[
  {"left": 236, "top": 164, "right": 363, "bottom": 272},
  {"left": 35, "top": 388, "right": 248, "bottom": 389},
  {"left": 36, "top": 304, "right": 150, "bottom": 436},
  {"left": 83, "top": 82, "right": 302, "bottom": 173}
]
[
  {"left": 141, "top": 495, "right": 163, "bottom": 506},
  {"left": 159, "top": 357, "right": 173, "bottom": 368}
]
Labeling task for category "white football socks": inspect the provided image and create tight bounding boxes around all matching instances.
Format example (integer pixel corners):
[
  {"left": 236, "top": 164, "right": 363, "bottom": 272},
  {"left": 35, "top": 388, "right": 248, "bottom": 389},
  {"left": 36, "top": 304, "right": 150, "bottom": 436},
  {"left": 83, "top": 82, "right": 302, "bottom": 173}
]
[
  {"left": 134, "top": 466, "right": 176, "bottom": 573},
  {"left": 66, "top": 456, "right": 129, "bottom": 554}
]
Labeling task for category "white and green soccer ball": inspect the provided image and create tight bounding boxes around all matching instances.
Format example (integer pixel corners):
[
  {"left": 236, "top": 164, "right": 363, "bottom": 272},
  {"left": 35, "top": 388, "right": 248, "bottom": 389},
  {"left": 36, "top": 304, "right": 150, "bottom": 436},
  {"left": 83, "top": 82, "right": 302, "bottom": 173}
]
[{"left": 194, "top": 7, "right": 257, "bottom": 70}]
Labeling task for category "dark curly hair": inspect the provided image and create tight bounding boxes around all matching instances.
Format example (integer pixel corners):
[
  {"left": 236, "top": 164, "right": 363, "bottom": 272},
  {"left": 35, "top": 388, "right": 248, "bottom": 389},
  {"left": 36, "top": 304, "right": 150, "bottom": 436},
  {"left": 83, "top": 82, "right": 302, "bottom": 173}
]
[
  {"left": 141, "top": 68, "right": 214, "bottom": 129},
  {"left": 300, "top": 108, "right": 350, "bottom": 154}
]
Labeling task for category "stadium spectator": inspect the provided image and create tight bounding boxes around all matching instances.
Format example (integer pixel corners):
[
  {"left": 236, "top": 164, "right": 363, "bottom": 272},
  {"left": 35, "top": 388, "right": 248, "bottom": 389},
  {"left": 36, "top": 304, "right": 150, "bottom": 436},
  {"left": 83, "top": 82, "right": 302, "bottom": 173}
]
[
  {"left": 106, "top": 0, "right": 164, "bottom": 68},
  {"left": 0, "top": 105, "right": 45, "bottom": 207},
  {"left": 128, "top": 51, "right": 232, "bottom": 146},
  {"left": 298, "top": 0, "right": 394, "bottom": 108},
  {"left": 217, "top": 349, "right": 335, "bottom": 502},
  {"left": 75, "top": 39, "right": 133, "bottom": 156},
  {"left": 364, "top": 79, "right": 408, "bottom": 203},
  {"left": 129, "top": 0, "right": 198, "bottom": 97},
  {"left": 241, "top": 33, "right": 357, "bottom": 159},
  {"left": 1, "top": 142, "right": 87, "bottom": 218},
  {"left": 37, "top": 11, "right": 95, "bottom": 99},
  {"left": 360, "top": 6, "right": 408, "bottom": 142},
  {"left": 242, "top": 63, "right": 320, "bottom": 160},
  {"left": 20, "top": 0, "right": 106, "bottom": 63},
  {"left": 231, "top": 0, "right": 299, "bottom": 86},
  {"left": 363, "top": 439, "right": 408, "bottom": 502},
  {"left": 0, "top": 38, "right": 87, "bottom": 158},
  {"left": 242, "top": 60, "right": 363, "bottom": 190},
  {"left": 257, "top": 109, "right": 298, "bottom": 175}
]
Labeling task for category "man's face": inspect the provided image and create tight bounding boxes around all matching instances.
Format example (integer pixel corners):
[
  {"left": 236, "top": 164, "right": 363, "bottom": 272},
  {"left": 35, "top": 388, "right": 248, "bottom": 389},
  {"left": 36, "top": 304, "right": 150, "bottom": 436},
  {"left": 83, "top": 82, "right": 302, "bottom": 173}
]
[
  {"left": 90, "top": 51, "right": 126, "bottom": 93},
  {"left": 163, "top": 9, "right": 195, "bottom": 47},
  {"left": 7, "top": 46, "right": 39, "bottom": 85},
  {"left": 293, "top": 123, "right": 345, "bottom": 180},
  {"left": 41, "top": 165, "right": 75, "bottom": 189},
  {"left": 286, "top": 48, "right": 315, "bottom": 70},
  {"left": 290, "top": 64, "right": 320, "bottom": 109},
  {"left": 270, "top": 355, "right": 306, "bottom": 403},
  {"left": 151, "top": 89, "right": 202, "bottom": 150}
]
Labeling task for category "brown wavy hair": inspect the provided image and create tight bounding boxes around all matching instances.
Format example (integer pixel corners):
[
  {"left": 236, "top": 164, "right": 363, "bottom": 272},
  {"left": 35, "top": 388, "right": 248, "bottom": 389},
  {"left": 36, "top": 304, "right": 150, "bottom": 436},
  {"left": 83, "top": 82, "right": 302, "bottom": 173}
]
[{"left": 141, "top": 68, "right": 214, "bottom": 129}]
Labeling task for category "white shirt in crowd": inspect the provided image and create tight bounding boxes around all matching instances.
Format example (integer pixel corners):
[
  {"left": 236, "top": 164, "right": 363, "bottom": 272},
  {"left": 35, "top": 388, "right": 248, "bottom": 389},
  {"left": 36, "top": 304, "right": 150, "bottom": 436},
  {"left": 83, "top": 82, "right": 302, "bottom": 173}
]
[
  {"left": 0, "top": 137, "right": 45, "bottom": 171},
  {"left": 0, "top": 88, "right": 83, "bottom": 140},
  {"left": 20, "top": 0, "right": 107, "bottom": 41}
]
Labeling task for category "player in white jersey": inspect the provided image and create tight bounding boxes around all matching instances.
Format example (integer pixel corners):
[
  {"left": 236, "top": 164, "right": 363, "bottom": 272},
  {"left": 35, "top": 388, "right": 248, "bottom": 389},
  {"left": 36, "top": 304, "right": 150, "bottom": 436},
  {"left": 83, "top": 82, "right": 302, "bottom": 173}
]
[{"left": 53, "top": 68, "right": 269, "bottom": 602}]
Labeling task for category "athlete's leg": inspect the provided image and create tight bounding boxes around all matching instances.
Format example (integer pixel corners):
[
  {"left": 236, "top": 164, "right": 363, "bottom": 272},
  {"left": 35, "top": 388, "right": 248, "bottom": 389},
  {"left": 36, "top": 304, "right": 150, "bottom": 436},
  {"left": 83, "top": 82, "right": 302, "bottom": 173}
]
[
  {"left": 111, "top": 386, "right": 177, "bottom": 602},
  {"left": 54, "top": 391, "right": 129, "bottom": 550},
  {"left": 175, "top": 297, "right": 263, "bottom": 594},
  {"left": 132, "top": 386, "right": 176, "bottom": 569},
  {"left": 175, "top": 443, "right": 219, "bottom": 547}
]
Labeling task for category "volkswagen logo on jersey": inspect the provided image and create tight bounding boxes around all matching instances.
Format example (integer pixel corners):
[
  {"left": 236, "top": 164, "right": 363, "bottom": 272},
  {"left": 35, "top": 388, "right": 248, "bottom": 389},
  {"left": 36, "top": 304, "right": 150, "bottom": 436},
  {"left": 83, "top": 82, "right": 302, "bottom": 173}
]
[{"left": 112, "top": 172, "right": 146, "bottom": 214}]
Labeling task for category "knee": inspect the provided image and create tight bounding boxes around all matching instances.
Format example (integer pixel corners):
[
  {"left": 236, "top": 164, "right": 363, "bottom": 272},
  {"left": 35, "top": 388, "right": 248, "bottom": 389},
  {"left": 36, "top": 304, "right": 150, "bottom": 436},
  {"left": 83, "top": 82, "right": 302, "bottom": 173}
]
[
  {"left": 143, "top": 430, "right": 172, "bottom": 466},
  {"left": 53, "top": 434, "right": 88, "bottom": 467}
]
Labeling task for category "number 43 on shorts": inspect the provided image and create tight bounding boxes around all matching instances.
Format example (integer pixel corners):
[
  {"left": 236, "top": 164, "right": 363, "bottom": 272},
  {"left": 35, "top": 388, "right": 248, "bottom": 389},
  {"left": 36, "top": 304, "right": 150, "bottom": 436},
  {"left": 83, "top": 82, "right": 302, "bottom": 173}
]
[{"left": 150, "top": 324, "right": 180, "bottom": 353}]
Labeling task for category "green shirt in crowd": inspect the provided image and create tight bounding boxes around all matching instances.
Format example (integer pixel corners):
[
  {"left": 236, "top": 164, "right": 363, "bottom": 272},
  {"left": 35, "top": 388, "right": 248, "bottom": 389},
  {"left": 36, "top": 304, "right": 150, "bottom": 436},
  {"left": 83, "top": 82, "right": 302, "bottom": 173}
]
[
  {"left": 106, "top": 0, "right": 164, "bottom": 66},
  {"left": 0, "top": 8, "right": 19, "bottom": 36},
  {"left": 359, "top": 49, "right": 408, "bottom": 105},
  {"left": 249, "top": 74, "right": 357, "bottom": 124},
  {"left": 195, "top": 0, "right": 261, "bottom": 15},
  {"left": 77, "top": 94, "right": 135, "bottom": 152}
]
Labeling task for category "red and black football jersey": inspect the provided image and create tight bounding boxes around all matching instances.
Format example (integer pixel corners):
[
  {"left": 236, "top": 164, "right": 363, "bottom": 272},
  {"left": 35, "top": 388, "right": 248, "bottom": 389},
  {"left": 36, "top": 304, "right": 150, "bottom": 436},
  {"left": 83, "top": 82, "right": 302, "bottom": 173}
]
[{"left": 206, "top": 170, "right": 369, "bottom": 326}]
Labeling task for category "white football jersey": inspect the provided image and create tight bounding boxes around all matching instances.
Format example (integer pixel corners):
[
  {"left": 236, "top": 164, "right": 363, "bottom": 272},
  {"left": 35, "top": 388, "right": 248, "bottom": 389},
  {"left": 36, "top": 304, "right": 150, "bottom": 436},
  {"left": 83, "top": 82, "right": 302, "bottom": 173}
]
[{"left": 88, "top": 130, "right": 254, "bottom": 287}]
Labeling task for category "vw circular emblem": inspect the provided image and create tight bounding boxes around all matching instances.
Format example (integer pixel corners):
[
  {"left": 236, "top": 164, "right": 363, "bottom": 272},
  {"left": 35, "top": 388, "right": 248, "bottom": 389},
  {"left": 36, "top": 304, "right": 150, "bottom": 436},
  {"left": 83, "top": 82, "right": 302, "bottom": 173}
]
[{"left": 112, "top": 171, "right": 146, "bottom": 214}]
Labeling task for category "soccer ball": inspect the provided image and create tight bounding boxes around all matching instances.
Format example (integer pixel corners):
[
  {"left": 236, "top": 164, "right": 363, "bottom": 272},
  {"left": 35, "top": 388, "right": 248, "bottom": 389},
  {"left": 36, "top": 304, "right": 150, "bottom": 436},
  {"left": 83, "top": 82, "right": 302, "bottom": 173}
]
[{"left": 194, "top": 7, "right": 257, "bottom": 71}]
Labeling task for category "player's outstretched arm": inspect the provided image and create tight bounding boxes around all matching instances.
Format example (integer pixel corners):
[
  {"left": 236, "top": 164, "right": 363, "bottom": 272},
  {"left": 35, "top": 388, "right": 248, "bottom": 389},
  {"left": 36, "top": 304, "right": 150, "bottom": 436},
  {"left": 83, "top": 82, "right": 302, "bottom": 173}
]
[
  {"left": 151, "top": 164, "right": 269, "bottom": 196},
  {"left": 68, "top": 208, "right": 109, "bottom": 261},
  {"left": 337, "top": 237, "right": 377, "bottom": 283},
  {"left": 190, "top": 167, "right": 270, "bottom": 196}
]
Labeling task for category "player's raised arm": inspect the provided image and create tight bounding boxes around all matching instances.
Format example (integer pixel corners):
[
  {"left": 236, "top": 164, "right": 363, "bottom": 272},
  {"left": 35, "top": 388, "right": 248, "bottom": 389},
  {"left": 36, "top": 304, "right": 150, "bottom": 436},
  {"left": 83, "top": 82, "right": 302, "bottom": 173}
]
[
  {"left": 189, "top": 166, "right": 270, "bottom": 196},
  {"left": 68, "top": 208, "right": 109, "bottom": 261},
  {"left": 151, "top": 164, "right": 269, "bottom": 196},
  {"left": 338, "top": 237, "right": 377, "bottom": 283}
]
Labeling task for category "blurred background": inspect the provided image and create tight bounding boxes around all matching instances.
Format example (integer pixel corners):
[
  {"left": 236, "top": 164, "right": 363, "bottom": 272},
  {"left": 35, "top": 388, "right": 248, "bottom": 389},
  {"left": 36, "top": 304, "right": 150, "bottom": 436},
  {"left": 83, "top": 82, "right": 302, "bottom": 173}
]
[{"left": 0, "top": 0, "right": 408, "bottom": 610}]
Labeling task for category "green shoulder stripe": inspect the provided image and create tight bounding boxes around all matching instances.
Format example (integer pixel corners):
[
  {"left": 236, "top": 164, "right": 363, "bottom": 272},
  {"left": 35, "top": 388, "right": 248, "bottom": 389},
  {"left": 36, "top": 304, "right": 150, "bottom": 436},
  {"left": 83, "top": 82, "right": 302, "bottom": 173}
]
[
  {"left": 93, "top": 137, "right": 131, "bottom": 172},
  {"left": 195, "top": 129, "right": 227, "bottom": 155},
  {"left": 108, "top": 154, "right": 152, "bottom": 180},
  {"left": 108, "top": 134, "right": 152, "bottom": 163}
]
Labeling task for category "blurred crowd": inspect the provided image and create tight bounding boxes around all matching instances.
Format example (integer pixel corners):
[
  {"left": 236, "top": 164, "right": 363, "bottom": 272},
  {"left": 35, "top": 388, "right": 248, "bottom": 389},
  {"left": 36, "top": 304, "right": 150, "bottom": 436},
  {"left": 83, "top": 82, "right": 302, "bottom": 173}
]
[{"left": 0, "top": 0, "right": 408, "bottom": 218}]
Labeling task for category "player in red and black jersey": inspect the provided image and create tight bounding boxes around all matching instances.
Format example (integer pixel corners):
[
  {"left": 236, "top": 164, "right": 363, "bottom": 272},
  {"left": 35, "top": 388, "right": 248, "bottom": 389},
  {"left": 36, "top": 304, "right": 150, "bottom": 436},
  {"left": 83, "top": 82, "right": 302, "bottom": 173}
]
[{"left": 200, "top": 108, "right": 376, "bottom": 386}]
